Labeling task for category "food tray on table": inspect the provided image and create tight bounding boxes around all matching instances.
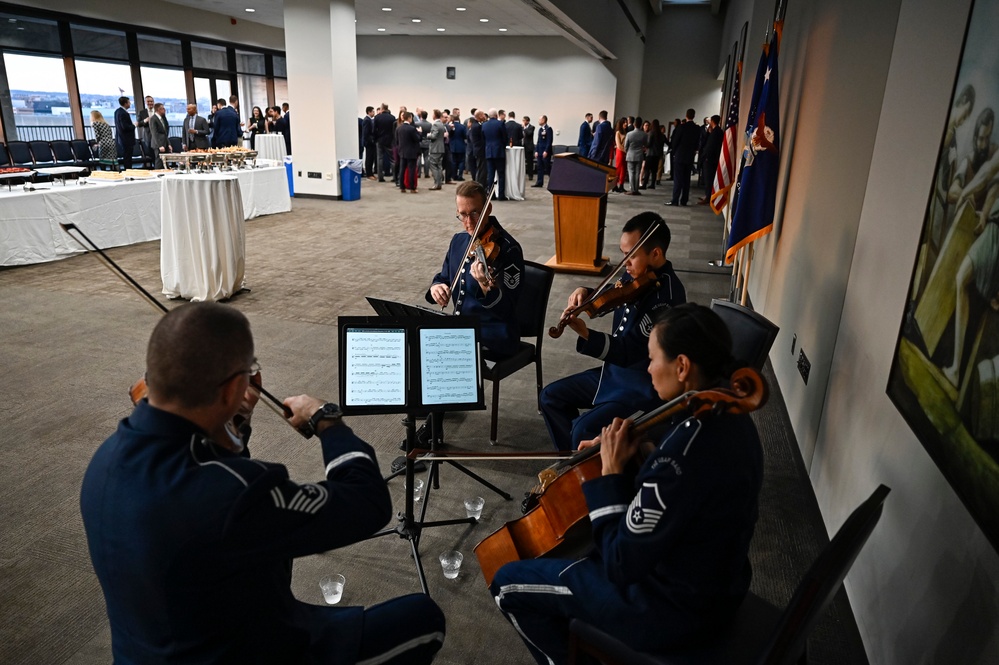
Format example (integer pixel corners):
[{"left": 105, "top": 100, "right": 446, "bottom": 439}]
[
  {"left": 87, "top": 171, "right": 125, "bottom": 181},
  {"left": 0, "top": 168, "right": 34, "bottom": 181}
]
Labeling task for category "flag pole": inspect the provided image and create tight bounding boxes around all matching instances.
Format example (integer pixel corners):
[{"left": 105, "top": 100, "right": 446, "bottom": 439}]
[{"left": 740, "top": 242, "right": 754, "bottom": 305}]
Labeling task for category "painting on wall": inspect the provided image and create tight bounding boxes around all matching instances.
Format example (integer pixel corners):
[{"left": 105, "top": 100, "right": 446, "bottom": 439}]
[{"left": 888, "top": 0, "right": 999, "bottom": 551}]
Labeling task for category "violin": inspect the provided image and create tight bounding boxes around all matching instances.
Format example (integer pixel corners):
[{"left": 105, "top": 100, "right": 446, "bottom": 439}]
[
  {"left": 472, "top": 366, "right": 768, "bottom": 586},
  {"left": 471, "top": 225, "right": 500, "bottom": 288},
  {"left": 447, "top": 183, "right": 497, "bottom": 307},
  {"left": 59, "top": 222, "right": 305, "bottom": 444},
  {"left": 548, "top": 219, "right": 665, "bottom": 339},
  {"left": 548, "top": 272, "right": 657, "bottom": 338}
]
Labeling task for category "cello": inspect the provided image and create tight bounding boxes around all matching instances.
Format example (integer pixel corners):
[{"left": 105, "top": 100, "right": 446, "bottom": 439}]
[{"left": 472, "top": 366, "right": 768, "bottom": 586}]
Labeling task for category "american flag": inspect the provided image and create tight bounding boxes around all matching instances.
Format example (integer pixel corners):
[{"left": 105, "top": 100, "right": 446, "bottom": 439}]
[{"left": 710, "top": 60, "right": 742, "bottom": 215}]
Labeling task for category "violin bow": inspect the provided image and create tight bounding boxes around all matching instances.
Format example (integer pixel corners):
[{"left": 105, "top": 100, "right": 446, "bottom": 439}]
[
  {"left": 59, "top": 223, "right": 301, "bottom": 433},
  {"left": 446, "top": 182, "right": 497, "bottom": 311}
]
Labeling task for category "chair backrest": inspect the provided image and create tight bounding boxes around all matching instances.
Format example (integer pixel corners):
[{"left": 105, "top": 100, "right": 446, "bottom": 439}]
[
  {"left": 70, "top": 139, "right": 93, "bottom": 160},
  {"left": 0, "top": 143, "right": 10, "bottom": 167},
  {"left": 168, "top": 136, "right": 183, "bottom": 153},
  {"left": 29, "top": 141, "right": 55, "bottom": 165},
  {"left": 759, "top": 484, "right": 890, "bottom": 665},
  {"left": 50, "top": 140, "right": 76, "bottom": 163},
  {"left": 7, "top": 141, "right": 34, "bottom": 166},
  {"left": 516, "top": 261, "right": 556, "bottom": 341},
  {"left": 710, "top": 299, "right": 779, "bottom": 370}
]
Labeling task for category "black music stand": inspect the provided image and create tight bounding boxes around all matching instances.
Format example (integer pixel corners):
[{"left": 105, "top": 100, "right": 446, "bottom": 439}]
[
  {"left": 365, "top": 298, "right": 513, "bottom": 499},
  {"left": 340, "top": 315, "right": 505, "bottom": 594}
]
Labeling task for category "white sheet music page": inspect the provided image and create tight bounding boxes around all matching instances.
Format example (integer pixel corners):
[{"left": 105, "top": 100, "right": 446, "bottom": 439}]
[
  {"left": 420, "top": 328, "right": 478, "bottom": 405},
  {"left": 344, "top": 327, "right": 406, "bottom": 406}
]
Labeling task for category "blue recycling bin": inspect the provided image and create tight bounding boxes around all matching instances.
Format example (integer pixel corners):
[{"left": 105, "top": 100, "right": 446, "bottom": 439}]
[
  {"left": 284, "top": 158, "right": 294, "bottom": 197},
  {"left": 339, "top": 159, "right": 362, "bottom": 201}
]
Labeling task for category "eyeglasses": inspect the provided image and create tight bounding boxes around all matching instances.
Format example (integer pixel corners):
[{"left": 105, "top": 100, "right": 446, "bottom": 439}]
[
  {"left": 455, "top": 211, "right": 481, "bottom": 222},
  {"left": 218, "top": 360, "right": 261, "bottom": 386}
]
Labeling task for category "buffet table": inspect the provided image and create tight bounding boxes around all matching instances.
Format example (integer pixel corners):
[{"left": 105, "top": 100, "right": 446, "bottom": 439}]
[
  {"left": 0, "top": 166, "right": 290, "bottom": 267},
  {"left": 161, "top": 175, "right": 245, "bottom": 302}
]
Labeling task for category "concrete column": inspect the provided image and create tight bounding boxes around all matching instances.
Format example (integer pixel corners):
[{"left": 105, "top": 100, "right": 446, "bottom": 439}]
[{"left": 283, "top": 0, "right": 359, "bottom": 198}]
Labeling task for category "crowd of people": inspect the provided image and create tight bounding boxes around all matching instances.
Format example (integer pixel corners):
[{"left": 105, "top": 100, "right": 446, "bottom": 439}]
[
  {"left": 80, "top": 153, "right": 764, "bottom": 663},
  {"left": 359, "top": 104, "right": 553, "bottom": 199},
  {"left": 102, "top": 94, "right": 291, "bottom": 169},
  {"left": 357, "top": 103, "right": 724, "bottom": 209}
]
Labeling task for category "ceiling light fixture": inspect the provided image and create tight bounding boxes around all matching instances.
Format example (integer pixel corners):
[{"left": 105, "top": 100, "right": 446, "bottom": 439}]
[
  {"left": 479, "top": 18, "right": 489, "bottom": 22},
  {"left": 437, "top": 27, "right": 446, "bottom": 31},
  {"left": 245, "top": 7, "right": 255, "bottom": 12},
  {"left": 381, "top": 7, "right": 392, "bottom": 11},
  {"left": 377, "top": 27, "right": 386, "bottom": 31},
  {"left": 498, "top": 28, "right": 508, "bottom": 31},
  {"left": 412, "top": 18, "right": 421, "bottom": 22},
  {"left": 456, "top": 7, "right": 466, "bottom": 10}
]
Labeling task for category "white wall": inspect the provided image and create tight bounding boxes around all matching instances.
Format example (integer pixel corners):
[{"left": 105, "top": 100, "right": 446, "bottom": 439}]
[
  {"left": 640, "top": 6, "right": 724, "bottom": 124},
  {"left": 721, "top": 0, "right": 999, "bottom": 661},
  {"left": 812, "top": 0, "right": 999, "bottom": 661},
  {"left": 356, "top": 36, "right": 616, "bottom": 146},
  {"left": 15, "top": 0, "right": 285, "bottom": 51}
]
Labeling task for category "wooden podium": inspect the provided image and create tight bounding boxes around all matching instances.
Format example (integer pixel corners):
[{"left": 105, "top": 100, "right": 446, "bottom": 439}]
[{"left": 545, "top": 153, "right": 616, "bottom": 274}]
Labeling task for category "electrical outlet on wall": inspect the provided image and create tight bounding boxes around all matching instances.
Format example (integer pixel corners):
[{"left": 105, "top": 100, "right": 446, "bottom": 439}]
[{"left": 797, "top": 349, "right": 810, "bottom": 384}]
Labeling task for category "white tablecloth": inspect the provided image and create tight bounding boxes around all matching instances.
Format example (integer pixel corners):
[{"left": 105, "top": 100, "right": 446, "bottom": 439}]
[
  {"left": 1, "top": 167, "right": 290, "bottom": 267},
  {"left": 0, "top": 180, "right": 161, "bottom": 266},
  {"left": 234, "top": 166, "right": 291, "bottom": 219},
  {"left": 255, "top": 134, "right": 288, "bottom": 162},
  {"left": 505, "top": 146, "right": 526, "bottom": 201},
  {"left": 160, "top": 175, "right": 245, "bottom": 302}
]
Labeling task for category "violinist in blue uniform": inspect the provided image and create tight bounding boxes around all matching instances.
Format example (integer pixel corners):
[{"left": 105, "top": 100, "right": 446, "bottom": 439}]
[
  {"left": 426, "top": 180, "right": 524, "bottom": 358},
  {"left": 540, "top": 212, "right": 686, "bottom": 451},
  {"left": 492, "top": 303, "right": 764, "bottom": 665},
  {"left": 80, "top": 303, "right": 445, "bottom": 665}
]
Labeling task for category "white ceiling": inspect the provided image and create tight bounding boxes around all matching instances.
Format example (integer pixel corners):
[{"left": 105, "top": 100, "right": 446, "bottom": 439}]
[{"left": 162, "top": 0, "right": 565, "bottom": 37}]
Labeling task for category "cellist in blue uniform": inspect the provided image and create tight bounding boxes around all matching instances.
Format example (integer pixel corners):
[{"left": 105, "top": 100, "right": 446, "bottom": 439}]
[
  {"left": 492, "top": 303, "right": 764, "bottom": 665},
  {"left": 540, "top": 212, "right": 686, "bottom": 452}
]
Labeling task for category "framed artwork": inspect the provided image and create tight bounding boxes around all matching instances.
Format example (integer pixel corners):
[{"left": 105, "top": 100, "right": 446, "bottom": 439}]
[{"left": 888, "top": 0, "right": 999, "bottom": 550}]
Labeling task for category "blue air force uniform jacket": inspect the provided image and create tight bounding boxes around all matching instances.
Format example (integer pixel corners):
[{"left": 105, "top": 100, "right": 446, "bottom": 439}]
[
  {"left": 426, "top": 217, "right": 524, "bottom": 357},
  {"left": 578, "top": 262, "right": 686, "bottom": 406},
  {"left": 80, "top": 401, "right": 392, "bottom": 665},
  {"left": 565, "top": 410, "right": 764, "bottom": 649}
]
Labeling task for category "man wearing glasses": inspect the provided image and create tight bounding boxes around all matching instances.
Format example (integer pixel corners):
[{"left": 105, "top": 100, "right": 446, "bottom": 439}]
[
  {"left": 427, "top": 180, "right": 524, "bottom": 358},
  {"left": 80, "top": 302, "right": 445, "bottom": 665}
]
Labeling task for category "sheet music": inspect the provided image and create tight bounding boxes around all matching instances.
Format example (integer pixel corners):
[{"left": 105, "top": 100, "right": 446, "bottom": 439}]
[
  {"left": 344, "top": 327, "right": 406, "bottom": 406},
  {"left": 420, "top": 328, "right": 478, "bottom": 405}
]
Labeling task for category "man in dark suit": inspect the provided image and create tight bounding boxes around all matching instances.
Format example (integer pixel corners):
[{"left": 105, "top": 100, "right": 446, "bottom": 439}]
[
  {"left": 115, "top": 96, "right": 136, "bottom": 170},
  {"left": 469, "top": 111, "right": 487, "bottom": 188},
  {"left": 666, "top": 109, "right": 702, "bottom": 207},
  {"left": 588, "top": 110, "right": 613, "bottom": 164},
  {"left": 417, "top": 109, "right": 433, "bottom": 178},
  {"left": 505, "top": 112, "right": 524, "bottom": 149},
  {"left": 533, "top": 115, "right": 554, "bottom": 188},
  {"left": 182, "top": 104, "right": 210, "bottom": 151},
  {"left": 136, "top": 96, "right": 155, "bottom": 149},
  {"left": 361, "top": 106, "right": 376, "bottom": 178},
  {"left": 482, "top": 108, "right": 509, "bottom": 200},
  {"left": 577, "top": 113, "right": 593, "bottom": 157},
  {"left": 698, "top": 115, "right": 724, "bottom": 204},
  {"left": 372, "top": 104, "right": 396, "bottom": 182},
  {"left": 396, "top": 112, "right": 422, "bottom": 193},
  {"left": 522, "top": 116, "right": 535, "bottom": 179},
  {"left": 449, "top": 112, "right": 466, "bottom": 181},
  {"left": 149, "top": 103, "right": 170, "bottom": 169},
  {"left": 212, "top": 97, "right": 241, "bottom": 148}
]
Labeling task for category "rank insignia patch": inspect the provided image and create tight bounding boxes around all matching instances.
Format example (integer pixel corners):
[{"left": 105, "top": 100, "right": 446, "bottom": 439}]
[{"left": 627, "top": 482, "right": 666, "bottom": 534}]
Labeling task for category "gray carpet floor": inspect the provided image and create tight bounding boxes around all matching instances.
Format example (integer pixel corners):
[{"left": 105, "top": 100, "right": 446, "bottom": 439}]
[{"left": 0, "top": 173, "right": 868, "bottom": 664}]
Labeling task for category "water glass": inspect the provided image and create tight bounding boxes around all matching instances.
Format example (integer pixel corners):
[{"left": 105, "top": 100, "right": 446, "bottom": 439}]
[
  {"left": 439, "top": 550, "right": 463, "bottom": 579},
  {"left": 319, "top": 574, "right": 345, "bottom": 604},
  {"left": 405, "top": 478, "right": 425, "bottom": 502},
  {"left": 464, "top": 496, "right": 485, "bottom": 520}
]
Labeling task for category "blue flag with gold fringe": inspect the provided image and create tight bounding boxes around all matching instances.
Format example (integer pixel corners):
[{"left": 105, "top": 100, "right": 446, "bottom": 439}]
[{"left": 726, "top": 25, "right": 781, "bottom": 264}]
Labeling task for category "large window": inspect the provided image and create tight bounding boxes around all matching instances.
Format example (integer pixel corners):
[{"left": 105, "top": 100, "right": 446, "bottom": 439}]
[
  {"left": 0, "top": 14, "right": 59, "bottom": 52},
  {"left": 235, "top": 49, "right": 264, "bottom": 75},
  {"left": 273, "top": 56, "right": 286, "bottom": 78},
  {"left": 192, "top": 42, "right": 227, "bottom": 71},
  {"left": 71, "top": 25, "right": 127, "bottom": 60},
  {"left": 77, "top": 59, "right": 134, "bottom": 139},
  {"left": 138, "top": 34, "right": 182, "bottom": 67},
  {"left": 140, "top": 66, "right": 187, "bottom": 137},
  {"left": 3, "top": 52, "right": 71, "bottom": 141},
  {"left": 237, "top": 74, "right": 267, "bottom": 123},
  {"left": 274, "top": 78, "right": 289, "bottom": 109}
]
